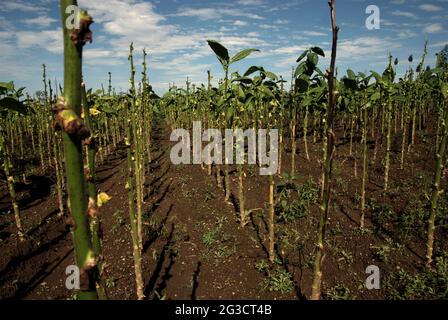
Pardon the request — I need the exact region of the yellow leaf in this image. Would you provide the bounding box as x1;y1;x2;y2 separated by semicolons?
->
97;192;112;207
90;108;101;116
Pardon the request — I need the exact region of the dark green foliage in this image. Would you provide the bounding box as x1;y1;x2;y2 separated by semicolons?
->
385;253;448;299
326;283;353;300
276;176;318;223
262;269;294;294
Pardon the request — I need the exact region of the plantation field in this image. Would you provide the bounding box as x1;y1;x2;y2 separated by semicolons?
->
1;119;447;300
1;0;448;301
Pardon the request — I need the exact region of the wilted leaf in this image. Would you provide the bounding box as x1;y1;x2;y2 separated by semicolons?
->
89;108;101;116
97;192;112;207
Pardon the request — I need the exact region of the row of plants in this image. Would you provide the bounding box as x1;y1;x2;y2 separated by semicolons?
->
1;0;447;299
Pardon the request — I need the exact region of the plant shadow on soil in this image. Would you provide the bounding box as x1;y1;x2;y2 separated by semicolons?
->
0;122;447;300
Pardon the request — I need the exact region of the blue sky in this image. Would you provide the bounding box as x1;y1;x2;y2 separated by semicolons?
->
0;0;447;95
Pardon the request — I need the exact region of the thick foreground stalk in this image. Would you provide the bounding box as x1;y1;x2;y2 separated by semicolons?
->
59;0;98;299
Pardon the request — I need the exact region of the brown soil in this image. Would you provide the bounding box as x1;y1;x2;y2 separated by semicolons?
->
0;122;446;300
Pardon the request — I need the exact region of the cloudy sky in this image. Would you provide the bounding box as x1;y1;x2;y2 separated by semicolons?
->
0;0;447;94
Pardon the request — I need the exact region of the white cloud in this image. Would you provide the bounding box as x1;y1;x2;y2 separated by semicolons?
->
303;31;327;37
16;29;62;54
423;23;443;33
337;37;401;61
419;4;442;12
237;0;265;5
174;7;264;21
429;41;448;48
23;15;57;28
273;45;310;55
0;1;45;13
391;11;418;19
396;30;417;39
234;20;248;27
274;19;289;25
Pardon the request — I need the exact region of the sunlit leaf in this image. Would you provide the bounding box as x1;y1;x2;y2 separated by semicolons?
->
230;48;260;64
207;40;229;66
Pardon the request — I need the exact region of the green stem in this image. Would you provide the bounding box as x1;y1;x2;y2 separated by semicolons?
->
60;0;97;300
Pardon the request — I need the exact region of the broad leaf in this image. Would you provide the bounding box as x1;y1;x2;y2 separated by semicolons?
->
307;52;319;66
347;69;356;80
232;77;253;85
207;40;229;65
296;50;308;63
230;48;260;64
0;97;29;114
295;77;309;93
265;71;278;81
311;46;325;57
343;78;358;90
370;92;381;101
244;66;262;77
0;81;14;92
294;62;307;78
442;83;448;99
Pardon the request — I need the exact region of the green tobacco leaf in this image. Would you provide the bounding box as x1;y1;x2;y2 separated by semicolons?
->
263;86;274;97
207;40;229;65
244;66;262;77
296;50;308;63
0;97;28;114
230;48;260;64
395;95;407;103
295;78;309;93
343;78;358;90
311;46;325;57
442;83;448;99
370;92;381;101
232;77;253;84
294;62;307;78
314;67;325;78
307;52;319;66
265;71;278;80
347;69;356;80
0;81;14;92
226;106;234;122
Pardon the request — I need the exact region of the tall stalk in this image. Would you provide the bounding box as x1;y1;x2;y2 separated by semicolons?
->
360;107;368;228
303;103;310;161
426;97;448;267
58;0;98;299
127;43;145;300
0;132;24;240
311;0;338;300
384;55;393;192
81;84;107;299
